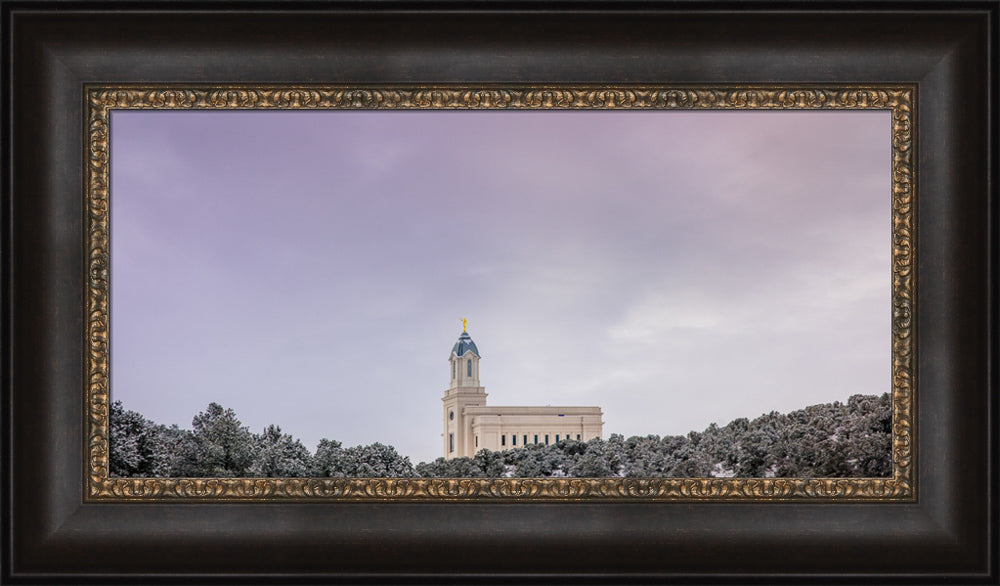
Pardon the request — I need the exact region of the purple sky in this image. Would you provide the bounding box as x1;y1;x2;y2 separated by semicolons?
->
110;109;890;465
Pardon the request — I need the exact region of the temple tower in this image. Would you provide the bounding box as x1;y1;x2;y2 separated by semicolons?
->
442;321;487;459
440;319;603;459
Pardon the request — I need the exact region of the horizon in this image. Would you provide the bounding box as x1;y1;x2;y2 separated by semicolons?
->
110;109;891;465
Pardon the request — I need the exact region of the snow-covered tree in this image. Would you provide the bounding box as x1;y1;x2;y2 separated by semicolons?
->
180;402;255;477
344;443;415;477
250;424;312;477
109;401;193;477
147;424;193;477
844;393;893;476
108;393;892;479
312;439;415;477
416;456;481;477
311;438;348;477
471;448;506;478
108;400;154;477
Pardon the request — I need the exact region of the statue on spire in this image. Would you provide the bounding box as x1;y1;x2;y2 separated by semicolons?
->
461;317;468;332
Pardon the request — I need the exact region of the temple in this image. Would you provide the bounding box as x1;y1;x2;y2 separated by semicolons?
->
441;323;603;459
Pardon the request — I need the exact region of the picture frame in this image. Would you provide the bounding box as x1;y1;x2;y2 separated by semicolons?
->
90;85;912;502
4;2;996;582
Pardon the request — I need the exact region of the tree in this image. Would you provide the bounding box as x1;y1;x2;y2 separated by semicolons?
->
181;402;255;477
623;435;676;477
508;445;550;477
472;448;506;477
313;439;415;477
311;439;348;477
250;424;313;477
109;401;195;477
735;427;776;477
570;448;612;477
344;443;415;477
666;431;714;477
147;424;193;477
416;456;482;477
108;400;155;477
567;437;615;477
844;393;893;476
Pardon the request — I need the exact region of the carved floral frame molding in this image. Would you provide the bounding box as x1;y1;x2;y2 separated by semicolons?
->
85;85;915;502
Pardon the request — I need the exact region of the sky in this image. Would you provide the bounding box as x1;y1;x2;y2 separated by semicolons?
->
110;108;890;465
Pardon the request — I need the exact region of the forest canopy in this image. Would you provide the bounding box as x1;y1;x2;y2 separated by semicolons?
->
109;393;891;479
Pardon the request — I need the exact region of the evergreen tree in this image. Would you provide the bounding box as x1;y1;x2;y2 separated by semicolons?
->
311;439;349;477
471;448;506;478
844;393;893;476
108;400;155;477
250;424;313;477
343;443;416;477
148;424;193;477
416;456;480;477
312;439;415;477
181;402;255;477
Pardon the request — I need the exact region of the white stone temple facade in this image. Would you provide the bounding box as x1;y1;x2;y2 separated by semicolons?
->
442;326;603;459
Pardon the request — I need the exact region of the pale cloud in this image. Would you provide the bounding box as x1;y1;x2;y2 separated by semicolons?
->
609;296;727;343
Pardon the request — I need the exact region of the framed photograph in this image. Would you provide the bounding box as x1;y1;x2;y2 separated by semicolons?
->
4;2;996;582
91;86;912;502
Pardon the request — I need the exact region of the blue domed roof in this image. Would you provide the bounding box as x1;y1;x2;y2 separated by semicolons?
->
451;331;480;357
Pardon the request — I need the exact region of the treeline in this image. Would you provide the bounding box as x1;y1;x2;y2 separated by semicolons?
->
109;393;891;479
421;393;891;478
109;402;414;478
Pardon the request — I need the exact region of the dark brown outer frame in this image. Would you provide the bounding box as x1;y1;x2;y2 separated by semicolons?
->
3;4;996;583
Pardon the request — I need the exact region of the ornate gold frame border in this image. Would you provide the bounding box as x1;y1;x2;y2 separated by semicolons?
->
85;85;915;502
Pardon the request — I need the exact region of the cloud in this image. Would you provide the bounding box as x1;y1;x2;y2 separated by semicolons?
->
609;294;726;343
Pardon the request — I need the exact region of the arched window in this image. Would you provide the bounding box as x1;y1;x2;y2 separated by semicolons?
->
449;433;454;453
467;359;472;377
